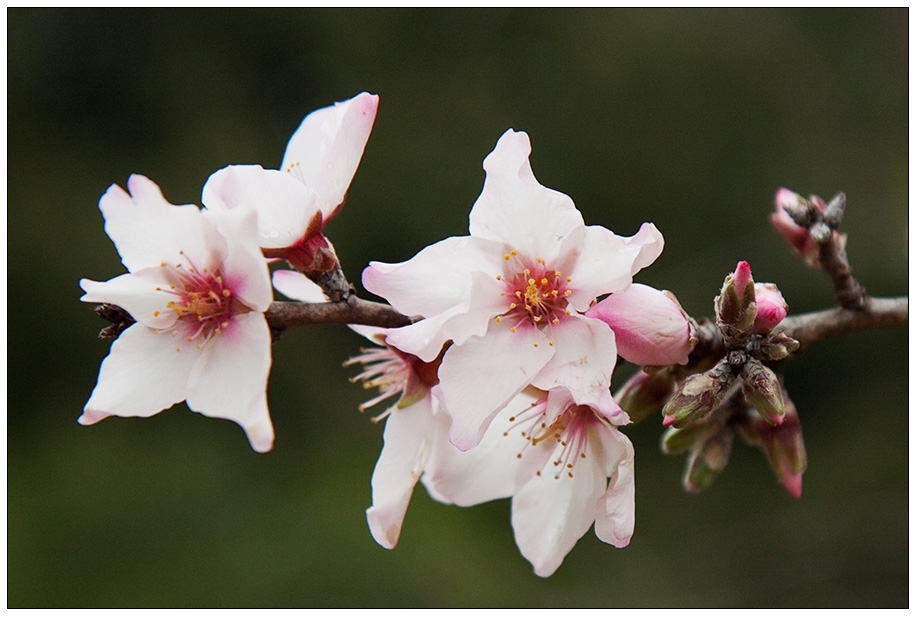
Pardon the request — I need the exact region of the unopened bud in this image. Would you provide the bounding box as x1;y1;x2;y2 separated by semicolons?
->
661;361;734;428
615;367;679;425
660;420;717;456
683;427;734;494
823;192;846;227
757;331;800;362
737;392;807;499
752;282;788;333
739;359;784;425
771;188;820;267
715;261;757;338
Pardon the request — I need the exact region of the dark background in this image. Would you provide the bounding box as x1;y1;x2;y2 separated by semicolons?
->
8;8;908;607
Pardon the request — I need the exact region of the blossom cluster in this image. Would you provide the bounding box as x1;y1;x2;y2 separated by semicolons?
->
82;93;702;577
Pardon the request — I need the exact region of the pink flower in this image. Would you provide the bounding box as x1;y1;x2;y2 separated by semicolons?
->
422;386;635;577
363;129;664;451
752;282;788;333
202;92;379;270
79;175;275;452
585;284;695;366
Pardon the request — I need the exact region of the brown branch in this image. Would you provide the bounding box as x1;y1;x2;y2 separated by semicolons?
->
264;297;416;332
778;296;908;351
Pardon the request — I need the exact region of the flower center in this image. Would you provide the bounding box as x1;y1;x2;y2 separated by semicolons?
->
494;251;572;339
503;398;597;480
153;251;239;351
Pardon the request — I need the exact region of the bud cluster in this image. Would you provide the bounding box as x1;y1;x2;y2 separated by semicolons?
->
771;188;848;269
658;261;806;497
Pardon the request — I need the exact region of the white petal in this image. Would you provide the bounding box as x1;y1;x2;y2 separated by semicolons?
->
362;235;501;317
469;129;584;263
281;92;379;217
98;175;204;273
366;394;435;549
530;315;618;407
423;388;553;506
81;323;199;423
510;425;608;578
593;426;636;548
439;321;555;451
202;206;274;311
271;269;328;303
80;273;177;330
185;312;274;452
202;165;318;249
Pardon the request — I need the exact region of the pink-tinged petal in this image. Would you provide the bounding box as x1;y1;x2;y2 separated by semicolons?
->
563;223;664;312
281;92;379;217
585;284;694;366
185;311;274;452
422;387;552;506
383;310;459;363
98;176;204;272
202;165;318;250
469;129;584;263
510;426;608;577
81;324;200;423
593;426;635;548
80;273;177;330
439;321;555;451
271;269;328;303
201;206;273;311
366;394;436;549
363;235;502;317
530;315;618;407
752;282;788;333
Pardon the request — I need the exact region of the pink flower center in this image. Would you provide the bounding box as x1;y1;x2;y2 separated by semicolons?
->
503;397;598;480
495;251;572;340
153;251;241;351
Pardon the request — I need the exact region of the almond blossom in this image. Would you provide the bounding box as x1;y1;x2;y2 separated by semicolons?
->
363;129;664;451
202;92;379;273
79;174;275;452
422;386;635;577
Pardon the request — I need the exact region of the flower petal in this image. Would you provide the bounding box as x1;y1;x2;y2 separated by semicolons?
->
593;426;635;548
80;273;177;330
438;321;555;451
281;92;379;218
585;284;694;366
201;206;274;311
510;423;608;577
363;235;502;317
271;269;328;303
530;315;618;407
185;311;274;452
469;129;584;263
81;323;199;423
202;165;318;250
365;394;436;549
98;175;204;272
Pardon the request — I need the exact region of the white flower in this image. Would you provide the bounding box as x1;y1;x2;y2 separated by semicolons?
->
423;386;635;577
363;129;664;450
80;174;275;452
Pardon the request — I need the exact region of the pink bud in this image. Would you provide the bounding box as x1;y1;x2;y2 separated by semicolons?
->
732;260;753;293
771;188;819;265
586;285;695;366
752;283;788;333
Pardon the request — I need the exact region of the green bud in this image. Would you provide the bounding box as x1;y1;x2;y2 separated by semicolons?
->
737;392;807;499
715;261;757;339
661;361;734;428
683;427;734;493
740;359;785;425
756;331;800;362
615;367;678;425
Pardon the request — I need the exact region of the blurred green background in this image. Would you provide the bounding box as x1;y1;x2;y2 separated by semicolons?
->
8;8;908;608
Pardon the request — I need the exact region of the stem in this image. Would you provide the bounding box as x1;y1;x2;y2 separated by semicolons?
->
779;296;908;351
264;297;416;332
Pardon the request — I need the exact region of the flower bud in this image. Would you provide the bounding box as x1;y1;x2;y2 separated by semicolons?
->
661;361;733;428
660;420;718;456
770;188;823;267
737;392;807;499
739;359;784;425
614;367;679;425
715;261;757;338
752;283;788;333
586;285;696;366
757;331;800;362
683;426;734;494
